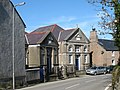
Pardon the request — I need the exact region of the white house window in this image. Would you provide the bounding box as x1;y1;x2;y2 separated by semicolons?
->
68;46;73;52
84;55;87;63
69;55;73;64
112;51;115;57
112;59;115;65
75;46;80;52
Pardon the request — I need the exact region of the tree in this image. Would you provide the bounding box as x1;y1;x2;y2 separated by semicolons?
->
87;0;120;64
87;0;120;89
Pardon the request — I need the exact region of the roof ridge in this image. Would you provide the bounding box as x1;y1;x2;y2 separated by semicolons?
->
51;24;57;32
65;28;76;31
29;32;46;34
62;29;75;32
39;24;57;29
31;24;59;33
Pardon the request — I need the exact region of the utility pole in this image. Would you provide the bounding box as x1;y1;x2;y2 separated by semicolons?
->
12;2;25;89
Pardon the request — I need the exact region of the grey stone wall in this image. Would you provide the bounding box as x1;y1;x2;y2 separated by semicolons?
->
26;68;40;82
0;0;26;81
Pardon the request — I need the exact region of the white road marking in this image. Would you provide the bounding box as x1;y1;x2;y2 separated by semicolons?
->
65;84;80;89
85;79;96;83
104;83;111;90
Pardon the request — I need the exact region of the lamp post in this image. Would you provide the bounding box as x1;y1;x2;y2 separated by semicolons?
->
12;2;25;89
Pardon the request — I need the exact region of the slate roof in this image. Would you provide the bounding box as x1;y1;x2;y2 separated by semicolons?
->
26;32;48;44
58;29;76;41
58;28;90;43
31;24;64;40
27;24;89;44
31;24;55;33
98;39;119;51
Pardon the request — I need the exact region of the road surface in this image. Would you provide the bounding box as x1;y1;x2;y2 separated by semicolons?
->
18;74;112;90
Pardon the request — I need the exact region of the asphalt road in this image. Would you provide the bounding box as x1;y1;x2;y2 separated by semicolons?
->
18;74;112;90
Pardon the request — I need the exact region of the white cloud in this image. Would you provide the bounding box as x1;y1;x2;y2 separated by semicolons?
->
48;16;77;24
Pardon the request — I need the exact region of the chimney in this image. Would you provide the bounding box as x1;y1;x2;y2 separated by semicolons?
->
89;28;98;42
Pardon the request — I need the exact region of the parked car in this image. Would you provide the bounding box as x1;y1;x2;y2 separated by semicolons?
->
86;66;106;75
106;65;115;73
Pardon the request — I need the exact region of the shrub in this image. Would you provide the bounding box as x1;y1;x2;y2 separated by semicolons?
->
112;65;120;90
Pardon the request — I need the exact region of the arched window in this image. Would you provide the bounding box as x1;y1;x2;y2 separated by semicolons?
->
112;51;115;56
75;46;81;52
68;46;73;52
112;60;115;65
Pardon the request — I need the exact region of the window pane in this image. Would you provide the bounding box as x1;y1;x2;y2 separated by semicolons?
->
75;46;80;52
84;55;87;63
69;55;73;64
68;47;73;52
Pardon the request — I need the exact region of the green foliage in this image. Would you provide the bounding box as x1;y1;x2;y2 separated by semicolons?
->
88;0;120;50
88;0;120;89
112;65;120;90
113;0;120;50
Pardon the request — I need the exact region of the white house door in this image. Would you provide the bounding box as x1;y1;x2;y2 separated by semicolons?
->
75;55;81;70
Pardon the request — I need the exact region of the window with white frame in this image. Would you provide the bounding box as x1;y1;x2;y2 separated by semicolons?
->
112;51;115;56
75;46;80;52
84;55;87;63
68;46;73;52
69;55;73;64
112;59;115;65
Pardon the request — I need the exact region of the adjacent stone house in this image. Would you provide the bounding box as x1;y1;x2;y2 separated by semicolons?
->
26;31;59;81
26;24;90;79
0;0;26;85
90;29;119;66
58;28;90;76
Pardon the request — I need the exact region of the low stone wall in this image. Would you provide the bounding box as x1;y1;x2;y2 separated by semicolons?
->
0;76;26;89
75;70;86;77
26;67;59;83
26;68;40;83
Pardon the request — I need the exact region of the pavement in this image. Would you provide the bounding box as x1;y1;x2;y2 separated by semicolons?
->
105;84;112;90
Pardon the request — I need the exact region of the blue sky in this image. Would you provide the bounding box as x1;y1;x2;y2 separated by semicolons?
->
11;0;112;39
